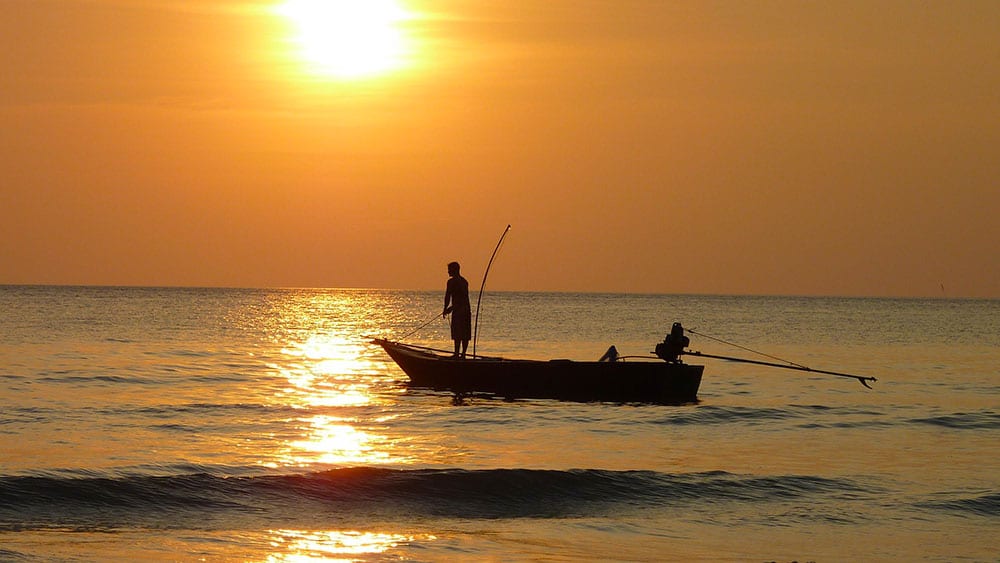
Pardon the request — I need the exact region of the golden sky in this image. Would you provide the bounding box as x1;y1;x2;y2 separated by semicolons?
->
2;0;998;297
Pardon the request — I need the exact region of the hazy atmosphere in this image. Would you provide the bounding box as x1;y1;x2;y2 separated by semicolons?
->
2;0;998;297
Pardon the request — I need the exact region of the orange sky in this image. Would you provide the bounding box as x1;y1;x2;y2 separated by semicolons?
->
2;1;998;297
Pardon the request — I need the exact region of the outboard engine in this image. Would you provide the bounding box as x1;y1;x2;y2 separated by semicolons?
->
655;322;690;362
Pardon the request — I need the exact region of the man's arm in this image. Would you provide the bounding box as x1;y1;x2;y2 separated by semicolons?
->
443;280;453;317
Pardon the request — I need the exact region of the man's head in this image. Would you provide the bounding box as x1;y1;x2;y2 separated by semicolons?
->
448;261;460;276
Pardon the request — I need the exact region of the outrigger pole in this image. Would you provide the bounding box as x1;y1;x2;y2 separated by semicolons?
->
473;224;511;358
681;350;878;389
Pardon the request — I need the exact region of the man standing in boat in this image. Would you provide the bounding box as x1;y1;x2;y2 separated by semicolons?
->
442;261;472;358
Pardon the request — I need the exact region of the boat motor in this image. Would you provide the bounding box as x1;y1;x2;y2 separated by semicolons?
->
655;322;690;362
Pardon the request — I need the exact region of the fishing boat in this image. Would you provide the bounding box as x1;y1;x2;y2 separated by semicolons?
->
373;324;704;404
375;321;877;404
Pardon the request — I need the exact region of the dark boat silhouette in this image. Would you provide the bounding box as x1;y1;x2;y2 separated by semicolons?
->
376;320;877;403
374;330;703;404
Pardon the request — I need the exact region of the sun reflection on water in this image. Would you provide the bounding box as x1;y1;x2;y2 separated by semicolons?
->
269;331;410;468
286;416;393;465
281;335;383;407
265;529;432;562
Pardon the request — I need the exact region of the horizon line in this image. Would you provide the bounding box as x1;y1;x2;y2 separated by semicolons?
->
0;283;993;301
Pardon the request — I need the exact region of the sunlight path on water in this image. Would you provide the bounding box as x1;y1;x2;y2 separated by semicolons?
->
264;529;434;562
265;301;411;468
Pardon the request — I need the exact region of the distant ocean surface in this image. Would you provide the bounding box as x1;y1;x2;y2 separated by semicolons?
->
1;286;998;561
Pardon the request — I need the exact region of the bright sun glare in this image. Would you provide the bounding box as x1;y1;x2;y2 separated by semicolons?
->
278;0;411;79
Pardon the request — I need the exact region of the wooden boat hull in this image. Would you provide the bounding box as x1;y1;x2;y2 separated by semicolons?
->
375;339;703;404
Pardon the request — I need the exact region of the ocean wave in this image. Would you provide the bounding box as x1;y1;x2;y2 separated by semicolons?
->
36;373;144;385
655;407;1000;431
0;467;872;528
918;491;1000;517
131;402;282;416
648;405;801;426
908;411;1000;429
647;404;886;427
0;548;30;562
0;407;51;426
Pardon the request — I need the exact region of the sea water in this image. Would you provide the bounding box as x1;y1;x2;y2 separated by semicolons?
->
0;286;997;561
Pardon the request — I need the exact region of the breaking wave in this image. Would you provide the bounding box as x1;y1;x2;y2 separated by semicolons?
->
0;467;872;529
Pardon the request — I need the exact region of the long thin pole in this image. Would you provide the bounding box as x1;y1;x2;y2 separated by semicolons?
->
685;327;808;369
398;310;443;342
473;224;511;357
682;350;877;388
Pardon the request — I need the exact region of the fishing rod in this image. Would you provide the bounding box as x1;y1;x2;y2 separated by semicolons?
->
681;350;878;389
685;328;808;369
398;310;445;342
684;328;808;369
473;224;511;357
682;327;875;388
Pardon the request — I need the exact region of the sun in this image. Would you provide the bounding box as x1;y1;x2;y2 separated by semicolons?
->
277;0;411;80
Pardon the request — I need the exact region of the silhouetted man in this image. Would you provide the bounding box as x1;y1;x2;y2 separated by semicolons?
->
442;261;471;358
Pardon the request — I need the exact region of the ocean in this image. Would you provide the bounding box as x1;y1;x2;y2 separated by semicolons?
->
1;286;997;561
